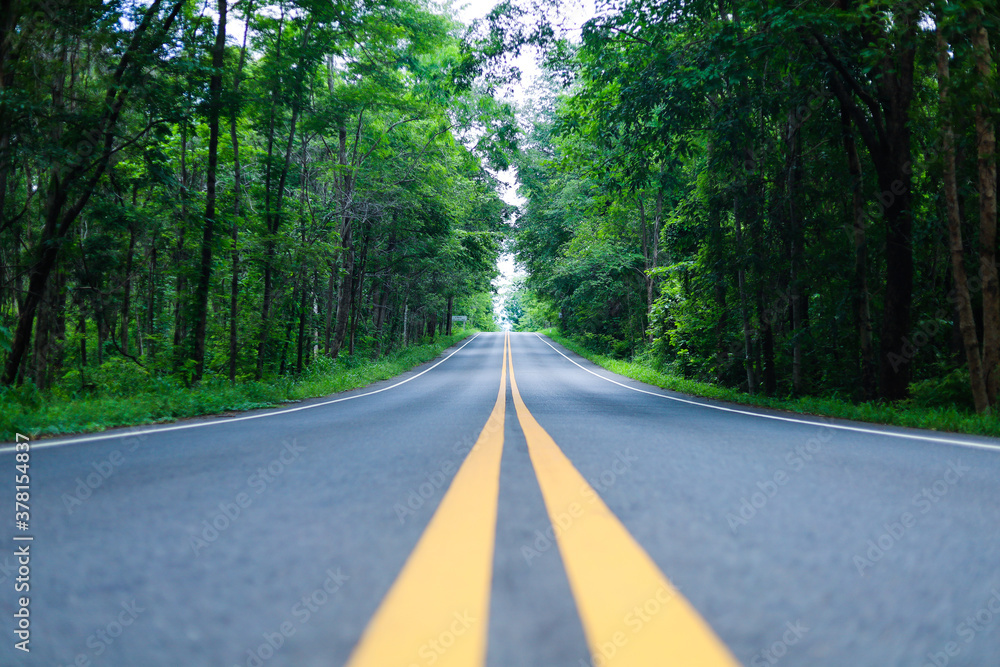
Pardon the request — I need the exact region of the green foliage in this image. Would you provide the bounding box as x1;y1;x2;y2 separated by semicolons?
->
0;0;510;409
455;292;499;332
506;0;996;411
907;368;977;412
0;332;475;440
503;283;556;332
545;332;1000;438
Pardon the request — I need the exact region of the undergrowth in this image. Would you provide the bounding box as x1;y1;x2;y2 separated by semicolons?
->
1;331;475;440
540;329;1000;438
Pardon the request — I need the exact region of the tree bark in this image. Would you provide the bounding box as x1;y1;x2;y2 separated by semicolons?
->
330;125;355;358
296;267;307;375
324;265;335;354
190;0;226;382
787;109;805;396
759;287;777;395
348;222;371;356
121;219;136;356
229;1;251;383
173;122;189;358
938;27;989;413
971;9;999;407
733;177;756;394
840;101;877;401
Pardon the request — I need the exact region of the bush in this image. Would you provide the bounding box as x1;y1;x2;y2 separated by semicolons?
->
89;357;155;396
0;379;42;411
907;368;976;411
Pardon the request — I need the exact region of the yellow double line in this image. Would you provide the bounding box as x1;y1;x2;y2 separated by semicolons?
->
346;333;737;667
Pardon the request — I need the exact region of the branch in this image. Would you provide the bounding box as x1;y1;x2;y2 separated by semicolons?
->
808;30;887;147
357;116;421;166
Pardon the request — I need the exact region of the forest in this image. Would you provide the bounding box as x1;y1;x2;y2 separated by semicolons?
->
0;0;513;405
497;0;1000;414
2;0;998;429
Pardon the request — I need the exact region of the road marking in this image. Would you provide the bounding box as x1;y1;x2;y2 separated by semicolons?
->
345;334;508;667
508;338;739;666
533;333;1000;453
0;333;483;453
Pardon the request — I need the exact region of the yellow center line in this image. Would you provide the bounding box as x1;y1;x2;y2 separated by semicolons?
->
507;336;739;666
346;334;509;667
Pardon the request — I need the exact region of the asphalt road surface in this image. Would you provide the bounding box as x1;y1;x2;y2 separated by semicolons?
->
2;332;999;666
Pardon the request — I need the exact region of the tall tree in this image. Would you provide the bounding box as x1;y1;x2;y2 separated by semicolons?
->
189;0;228;382
2;0;186;385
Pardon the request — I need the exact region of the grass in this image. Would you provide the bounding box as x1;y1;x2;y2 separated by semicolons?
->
539;329;1000;438
1;331;476;441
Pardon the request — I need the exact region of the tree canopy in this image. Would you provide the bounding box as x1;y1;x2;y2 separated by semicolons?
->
0;0;515;392
3;0;998;417
497;0;998;411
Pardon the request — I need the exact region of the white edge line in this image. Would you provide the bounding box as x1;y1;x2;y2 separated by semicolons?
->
0;333;483;453
532;333;1000;454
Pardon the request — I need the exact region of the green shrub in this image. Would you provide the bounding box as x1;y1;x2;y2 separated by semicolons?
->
907;368;976;411
89;357;155;396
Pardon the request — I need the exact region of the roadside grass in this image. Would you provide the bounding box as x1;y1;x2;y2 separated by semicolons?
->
539;329;1000;438
1;331;475;440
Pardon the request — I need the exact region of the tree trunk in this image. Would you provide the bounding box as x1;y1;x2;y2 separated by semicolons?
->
121;220;136;356
296;267;307;375
402;302;408;346
324;265;335;354
78;309;87;369
348;223;371;356
761;314;777;395
148;237;158;363
938;28;989;413
733;184;756;394
330;125;355;358
173;122;189;359
840;102;877;401
32;266;65;390
971;9;999;407
427;312;436;340
787;109;805;396
190;0;227;382
229;1;251;383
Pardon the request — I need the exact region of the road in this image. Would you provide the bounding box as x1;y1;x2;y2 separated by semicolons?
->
2;331;999;666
